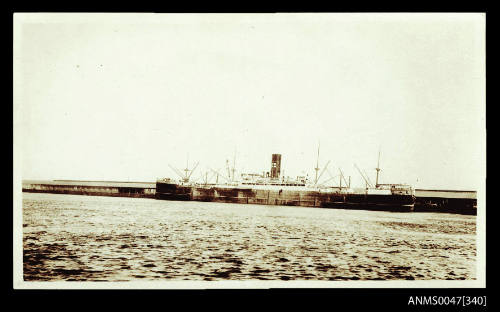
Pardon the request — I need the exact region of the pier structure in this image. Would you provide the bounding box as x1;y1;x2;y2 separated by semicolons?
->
414;189;477;215
22;180;477;215
22;180;156;198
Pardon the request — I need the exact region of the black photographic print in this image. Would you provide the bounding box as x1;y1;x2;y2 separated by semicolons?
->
13;13;486;290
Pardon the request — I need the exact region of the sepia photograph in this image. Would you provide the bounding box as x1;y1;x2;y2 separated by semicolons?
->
13;13;486;289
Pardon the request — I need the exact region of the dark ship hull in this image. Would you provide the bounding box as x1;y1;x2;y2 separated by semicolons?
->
155;181;416;212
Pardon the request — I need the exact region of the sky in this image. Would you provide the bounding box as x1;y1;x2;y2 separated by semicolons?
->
14;13;485;190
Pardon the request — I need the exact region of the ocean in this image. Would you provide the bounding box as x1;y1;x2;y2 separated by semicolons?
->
22;192;476;281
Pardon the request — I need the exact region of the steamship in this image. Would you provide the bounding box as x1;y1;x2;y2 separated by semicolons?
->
155;152;416;212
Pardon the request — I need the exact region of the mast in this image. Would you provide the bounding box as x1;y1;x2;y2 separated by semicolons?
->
375;149;381;188
226;160;231;182
171;153;198;184
232;150;236;182
184;153;190;181
314;142;320;185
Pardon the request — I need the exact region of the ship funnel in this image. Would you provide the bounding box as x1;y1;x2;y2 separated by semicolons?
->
271;154;281;179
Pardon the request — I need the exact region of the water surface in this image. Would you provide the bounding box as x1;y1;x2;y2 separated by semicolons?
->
23;193;476;281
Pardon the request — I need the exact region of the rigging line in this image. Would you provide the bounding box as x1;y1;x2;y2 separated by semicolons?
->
316;160;331;185
168;164;186;180
186;161;200;180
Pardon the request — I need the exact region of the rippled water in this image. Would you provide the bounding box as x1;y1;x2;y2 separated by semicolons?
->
23;192;476;281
